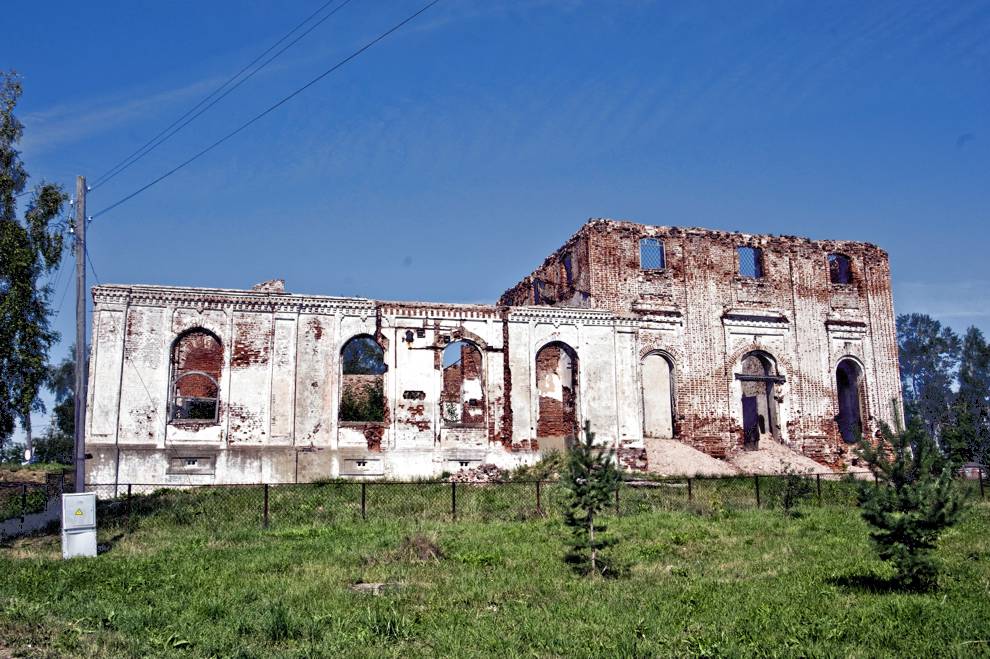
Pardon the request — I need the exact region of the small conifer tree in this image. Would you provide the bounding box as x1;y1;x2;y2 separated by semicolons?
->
563;420;621;576
856;416;964;590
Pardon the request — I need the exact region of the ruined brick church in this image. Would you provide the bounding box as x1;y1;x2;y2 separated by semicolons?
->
84;219;903;486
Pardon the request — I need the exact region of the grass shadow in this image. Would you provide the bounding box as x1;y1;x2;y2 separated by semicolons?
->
828;572;937;594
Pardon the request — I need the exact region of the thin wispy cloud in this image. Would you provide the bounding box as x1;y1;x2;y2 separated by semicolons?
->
19;76;224;156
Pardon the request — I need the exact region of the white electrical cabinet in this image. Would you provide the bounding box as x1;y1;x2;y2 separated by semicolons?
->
62;492;97;559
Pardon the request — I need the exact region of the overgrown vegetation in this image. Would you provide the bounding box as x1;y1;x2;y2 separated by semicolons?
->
339;381;386;423
1;488;988;657
779;464;814;515
563;421;621;576
857;418;965;590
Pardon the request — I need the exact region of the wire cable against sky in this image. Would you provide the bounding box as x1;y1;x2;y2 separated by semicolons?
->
90;0;356;191
91;0;442;220
85;246;101;285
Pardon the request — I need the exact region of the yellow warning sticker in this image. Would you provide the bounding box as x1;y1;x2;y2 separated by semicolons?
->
74;509;83;516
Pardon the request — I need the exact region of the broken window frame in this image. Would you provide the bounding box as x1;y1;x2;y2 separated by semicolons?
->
639;238;666;271
535;340;580;440
737;246;764;279
561;253;574;286
168;328;223;425
440;339;485;427
339;334;388;424
735;351;783;445
835;358;866;444
828;253;853;285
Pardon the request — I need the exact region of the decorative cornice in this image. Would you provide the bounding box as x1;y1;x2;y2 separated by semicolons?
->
721;307;790;328
508;306;616;325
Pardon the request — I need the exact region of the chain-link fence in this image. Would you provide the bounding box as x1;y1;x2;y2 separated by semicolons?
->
0;472;68;524
81;469;989;535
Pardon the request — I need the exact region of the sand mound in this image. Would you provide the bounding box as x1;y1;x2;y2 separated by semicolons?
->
728;440;831;475
645;439;740;477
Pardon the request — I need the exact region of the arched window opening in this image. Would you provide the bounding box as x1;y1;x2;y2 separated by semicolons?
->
642;353;674;439
340;335;386;423
440;340;484;426
738;246;764;279
828;253;853;285
535;342;578;441
736;352;783;449
836;359;865;444
170;329;223;423
640;238;666;271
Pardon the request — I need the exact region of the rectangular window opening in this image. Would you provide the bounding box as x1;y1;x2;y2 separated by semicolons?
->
738;246;764;279
639;238;666;271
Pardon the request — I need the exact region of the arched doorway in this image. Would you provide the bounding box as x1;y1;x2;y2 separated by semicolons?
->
835;359;865;444
535;342;578;447
736;352;783;449
642;352;674;439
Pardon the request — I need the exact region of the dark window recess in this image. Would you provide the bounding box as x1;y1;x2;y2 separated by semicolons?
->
533;279;545;304
828;253;853;284
738;246;764;279
416;328;426;338
459;461;470;468
639;238;666;270
185;458;198;466
404;329;415;343
170;329;223;423
356;460;367;467
403;390;426;400
562;253;574;286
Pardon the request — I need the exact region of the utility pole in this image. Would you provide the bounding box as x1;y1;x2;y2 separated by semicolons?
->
73;176;88;493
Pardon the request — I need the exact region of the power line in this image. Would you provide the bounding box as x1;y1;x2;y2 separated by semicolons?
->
85;246;101;285
90;0;356;191
92;0;442;220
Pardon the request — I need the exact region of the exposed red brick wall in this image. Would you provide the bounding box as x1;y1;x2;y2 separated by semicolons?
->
173;331;222;397
535;344;578;438
503;219;903;469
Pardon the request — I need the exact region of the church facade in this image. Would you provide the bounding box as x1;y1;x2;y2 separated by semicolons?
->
84;219;902;487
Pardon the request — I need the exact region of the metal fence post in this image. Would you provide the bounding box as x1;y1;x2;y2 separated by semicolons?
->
615;483;621;515
127;484;133;523
20;484;27;523
361;482;367;520
263;484;270;529
816;474;822;505
451;481;457;521
979;469;985;499
687;477;693;503
754;475;761;508
536;480;543;515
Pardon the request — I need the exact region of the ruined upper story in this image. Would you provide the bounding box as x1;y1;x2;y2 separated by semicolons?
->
498;218;892;320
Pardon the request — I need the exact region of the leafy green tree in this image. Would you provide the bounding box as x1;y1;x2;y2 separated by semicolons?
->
563;420;621;576
856;417;964;590
950;327;990;465
27;348;80;464
896;314;961;445
0;71;67;452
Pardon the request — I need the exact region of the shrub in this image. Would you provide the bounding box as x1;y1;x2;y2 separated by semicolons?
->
563;421;621;576
856;417;965;590
779;464;814;515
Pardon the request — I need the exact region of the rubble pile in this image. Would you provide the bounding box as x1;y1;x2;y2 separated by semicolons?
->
447;463;506;484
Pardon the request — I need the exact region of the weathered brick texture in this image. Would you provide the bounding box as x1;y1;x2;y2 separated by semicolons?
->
85;219;902;484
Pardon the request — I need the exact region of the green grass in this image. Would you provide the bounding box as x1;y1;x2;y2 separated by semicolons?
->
1;485;989;657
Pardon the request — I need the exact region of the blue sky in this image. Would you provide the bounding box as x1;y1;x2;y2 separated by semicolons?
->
4;0;990;433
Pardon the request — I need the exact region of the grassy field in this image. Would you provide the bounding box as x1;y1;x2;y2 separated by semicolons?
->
1;484;989;657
